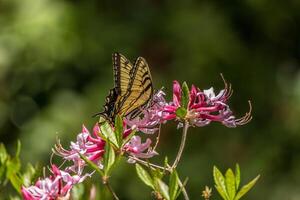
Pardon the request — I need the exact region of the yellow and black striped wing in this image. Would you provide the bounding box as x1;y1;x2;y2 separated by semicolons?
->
117;56;153;117
98;53;153;123
113;53;134;96
97;53;134;121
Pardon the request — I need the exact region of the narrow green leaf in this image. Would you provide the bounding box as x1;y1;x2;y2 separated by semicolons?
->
169;170;179;200
100;121;118;148
0;163;6;181
181;82;190;109
135;164;154;189
235;164;240;189
114;115;124;147
15;141;21;158
79;154;104;176
225;169;236;200
107;144;116;174
215;185;228;200
156;178;170;200
22;163;36;186
151;168;164;180
103;142;115;175
30;163;43;183
0;143;8;163
9;173;22;194
175;177;188;199
164;156;169;170
213;166;229;200
234;175;260;200
175;107;187;119
6;158;21;179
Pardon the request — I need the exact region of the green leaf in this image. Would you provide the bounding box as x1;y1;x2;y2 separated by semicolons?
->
213;166;229;200
156;178;170;200
174;177;188;199
169;170;179;200
235;164;240;189
8;173;22;194
164;156;169;170
175;107;187;119
234;175;260;200
0;143;8;181
164;157;169;166
0;162;6;181
6;157;21;179
103;142;115;175
0;143;8;163
114;115;124;147
225;169;236;200
181;82;190;109
135;164;154;189
15;141;21;158
151;167;164;180
22;163;36;186
100;121;118;148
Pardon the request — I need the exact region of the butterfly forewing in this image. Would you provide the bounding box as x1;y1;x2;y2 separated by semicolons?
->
113;53;134;96
99;53;153;123
118;57;153;116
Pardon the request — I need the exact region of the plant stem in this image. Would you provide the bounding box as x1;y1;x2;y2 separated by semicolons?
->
172;121;189;169
178;178;190;200
129;156;167;170
104;181;120;200
153;123;162;152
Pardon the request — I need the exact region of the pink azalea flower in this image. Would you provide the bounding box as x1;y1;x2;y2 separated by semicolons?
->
162;79;252;127
125;90;168;134
123;136;158;160
54;124;105;173
21;165;90;200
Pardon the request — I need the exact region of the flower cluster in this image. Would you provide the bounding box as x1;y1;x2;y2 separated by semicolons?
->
127;77;251;131
54;124;106;174
125;90;167;134
21;165;89;200
22;123;157;199
164;79;252;127
21;78;252;200
123;136;158;159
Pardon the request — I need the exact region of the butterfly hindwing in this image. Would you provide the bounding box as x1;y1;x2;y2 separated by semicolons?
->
98;88;119;121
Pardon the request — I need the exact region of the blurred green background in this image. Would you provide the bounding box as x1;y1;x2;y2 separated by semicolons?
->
1;0;300;199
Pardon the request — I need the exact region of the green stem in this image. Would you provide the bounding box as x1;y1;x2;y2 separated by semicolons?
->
104;180;119;200
171;121;189;169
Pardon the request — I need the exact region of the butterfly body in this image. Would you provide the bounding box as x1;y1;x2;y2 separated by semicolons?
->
97;53;153;123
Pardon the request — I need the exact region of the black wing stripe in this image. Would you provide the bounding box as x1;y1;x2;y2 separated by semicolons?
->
99;53;153;122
